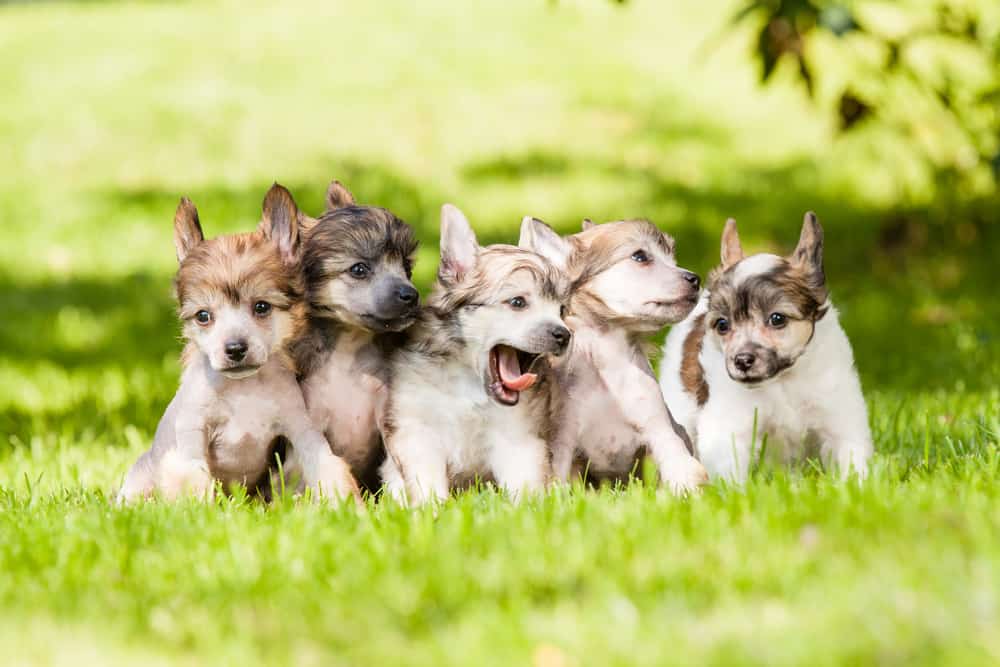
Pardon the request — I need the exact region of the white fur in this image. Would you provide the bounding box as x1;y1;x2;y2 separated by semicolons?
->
661;293;873;482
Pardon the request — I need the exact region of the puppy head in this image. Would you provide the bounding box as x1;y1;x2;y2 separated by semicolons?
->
173;185;305;378
519;217;700;333
706;213;828;384
300;180;419;332
434;204;571;406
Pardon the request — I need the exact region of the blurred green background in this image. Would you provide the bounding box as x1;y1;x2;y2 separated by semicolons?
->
0;1;998;664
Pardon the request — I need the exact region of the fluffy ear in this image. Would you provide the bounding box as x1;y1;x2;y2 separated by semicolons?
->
792;211;824;280
581;218;596;231
720;218;744;269
261;183;301;263
173;197;204;264
439;204;479;284
325;180;356;212
519;216;571;270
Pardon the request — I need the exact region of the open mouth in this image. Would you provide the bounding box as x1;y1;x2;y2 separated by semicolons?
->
488;345;542;406
220;365;261;379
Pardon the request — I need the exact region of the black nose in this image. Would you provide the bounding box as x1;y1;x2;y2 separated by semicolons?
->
734;352;755;372
225;340;248;362
551;325;571;349
396;284;418;304
682;271;700;289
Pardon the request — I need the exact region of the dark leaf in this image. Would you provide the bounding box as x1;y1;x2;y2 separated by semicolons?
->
838;91;872;131
798;54;814;97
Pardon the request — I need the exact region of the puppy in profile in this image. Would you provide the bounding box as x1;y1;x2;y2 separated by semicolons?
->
379;205;571;505
118;185;360;503
660;213;873;482
292;180;420;492
519;217;708;494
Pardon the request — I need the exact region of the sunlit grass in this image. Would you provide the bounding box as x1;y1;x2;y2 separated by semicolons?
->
1;0;998;664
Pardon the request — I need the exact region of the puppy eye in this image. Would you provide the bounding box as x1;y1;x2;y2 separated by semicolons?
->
560;304;568;319
508;296;528;310
403;260;414;279
714;317;730;334
768;312;787;328
195;310;212;326
254;301;272;317
349;263;370;278
631;250;650;263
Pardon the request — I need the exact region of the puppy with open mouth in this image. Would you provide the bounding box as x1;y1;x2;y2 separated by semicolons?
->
660;213;873;482
519;217;708;494
379;204;571;505
291;180;420;493
118;185;360;504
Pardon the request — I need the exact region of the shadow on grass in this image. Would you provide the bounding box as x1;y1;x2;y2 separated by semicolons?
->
1;157;997;448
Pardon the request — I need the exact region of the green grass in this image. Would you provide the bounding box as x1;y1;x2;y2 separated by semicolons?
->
1;1;998;664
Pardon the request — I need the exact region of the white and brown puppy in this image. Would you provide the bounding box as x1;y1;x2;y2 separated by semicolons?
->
379;204;571;505
519;217;708;494
291;181;419;492
118;185;360;503
660;213;873;482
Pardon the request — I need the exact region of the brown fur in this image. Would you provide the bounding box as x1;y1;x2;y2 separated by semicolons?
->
175;227;307;372
681;313;709;406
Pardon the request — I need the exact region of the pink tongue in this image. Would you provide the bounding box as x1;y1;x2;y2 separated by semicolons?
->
498;346;537;391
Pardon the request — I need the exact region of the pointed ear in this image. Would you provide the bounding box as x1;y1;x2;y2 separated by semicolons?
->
792;211;823;269
261;183;301;263
173;197;204;264
519;216;570;270
325;180;355;212
720;218;744;269
581;218;596;231
439;204;479;284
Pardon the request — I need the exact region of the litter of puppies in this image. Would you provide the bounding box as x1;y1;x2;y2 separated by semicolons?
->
120;179;872;505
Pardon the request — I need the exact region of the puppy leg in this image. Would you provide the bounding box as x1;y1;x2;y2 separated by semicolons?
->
385;426;449;507
820;389;873;481
157;422;214;500
488;435;549;502
286;424;361;505
609;365;707;494
548;436;576;485
695;406;756;483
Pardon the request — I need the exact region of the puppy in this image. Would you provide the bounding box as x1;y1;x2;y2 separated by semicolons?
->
379;204;571;505
519;217;708;494
291;180;420;492
660;213;873;482
118;185;360;503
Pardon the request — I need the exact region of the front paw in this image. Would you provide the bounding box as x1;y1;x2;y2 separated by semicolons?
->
313;457;364;507
659;455;709;495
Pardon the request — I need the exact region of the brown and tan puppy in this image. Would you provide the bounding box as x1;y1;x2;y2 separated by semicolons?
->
519;216;708;494
291;181;419;492
118;185;360;503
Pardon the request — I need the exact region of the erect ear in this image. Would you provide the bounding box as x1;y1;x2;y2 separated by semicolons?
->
173;197;204;264
581;218;596;231
439;204;479;284
325;180;356;212
720;217;744;269
261;183;301;263
518;216;571;270
792;211;824;274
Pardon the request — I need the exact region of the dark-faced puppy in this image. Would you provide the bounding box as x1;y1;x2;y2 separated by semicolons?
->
118;185;360;504
292;180;419;492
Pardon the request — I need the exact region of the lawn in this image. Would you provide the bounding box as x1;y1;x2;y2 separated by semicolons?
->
1;1;997;665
